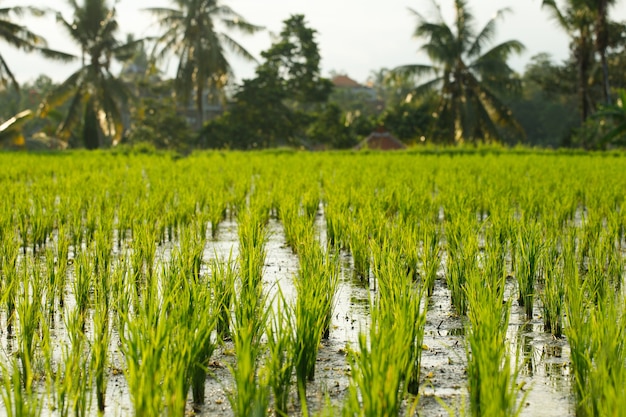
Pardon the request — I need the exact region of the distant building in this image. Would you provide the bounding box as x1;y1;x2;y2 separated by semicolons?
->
354;127;407;150
331;75;378;101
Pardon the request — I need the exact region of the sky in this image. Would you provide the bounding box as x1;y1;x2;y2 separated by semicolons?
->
4;0;626;85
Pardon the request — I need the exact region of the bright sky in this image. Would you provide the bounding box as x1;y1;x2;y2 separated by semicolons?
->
5;0;626;85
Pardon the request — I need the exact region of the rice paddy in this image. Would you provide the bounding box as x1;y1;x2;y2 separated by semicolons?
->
0;149;625;416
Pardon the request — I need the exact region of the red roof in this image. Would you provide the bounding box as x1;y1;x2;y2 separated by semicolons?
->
355;128;406;150
331;75;362;88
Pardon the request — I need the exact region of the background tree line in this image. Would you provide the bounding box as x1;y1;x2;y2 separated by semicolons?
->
0;0;625;151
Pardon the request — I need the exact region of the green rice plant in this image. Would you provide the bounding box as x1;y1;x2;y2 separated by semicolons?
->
93;223;113;277
280;198;313;254
73;250;93;324
344;239;425;416
177;225;205;283
266;290;295;416
238;207;268;290
186;276;219;407
208;189;228;239
514;220;542;319
118;278;169;417
17;209;30;255
0;357;41;417
2;228;20;333
583;294;626;417
130;223;158;294
229;272;271;417
445;216;478;316
209;253;237;340
294;238;340;398
16;259;45;391
54;225;70;308
348;220;370;282
323;199;347;249
51;308;92;417
370;239;427;396
91;292;111;413
420;222;441;297
30;201;54;253
564;260;594;417
301;186;320;220
465;256;524;417
540;239;565;338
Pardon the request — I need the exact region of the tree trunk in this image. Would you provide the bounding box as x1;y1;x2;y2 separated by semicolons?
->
196;85;205;146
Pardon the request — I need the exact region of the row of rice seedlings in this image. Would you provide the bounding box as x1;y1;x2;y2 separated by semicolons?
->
1;227;20;333
294;230;340;401
210;254;237;340
465;239;525;417
48;308;93;417
280;196;314;254
229;262;271;417
582;294;626;416
540;233;565;338
266;290;295;417
117;252;220;416
16;259;46;391
229;198;272;416
343;239;426;415
445;214;479;316
238;205;269;290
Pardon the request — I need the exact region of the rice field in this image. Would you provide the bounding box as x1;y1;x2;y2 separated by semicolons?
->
0;148;625;417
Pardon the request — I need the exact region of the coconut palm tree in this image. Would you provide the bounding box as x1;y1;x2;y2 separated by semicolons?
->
392;0;525;144
38;0;140;149
0;4;73;91
146;0;263;131
542;0;597;122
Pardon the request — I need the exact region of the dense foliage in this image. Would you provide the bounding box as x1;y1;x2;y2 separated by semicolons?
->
0;0;625;149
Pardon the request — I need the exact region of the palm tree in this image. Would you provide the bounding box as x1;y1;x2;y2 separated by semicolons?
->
38;0;140;149
542;0;596;122
592;0;612;104
146;0;263;131
392;0;525;144
0;4;73;91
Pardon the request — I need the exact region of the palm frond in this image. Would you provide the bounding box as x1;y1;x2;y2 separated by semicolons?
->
467;7;512;58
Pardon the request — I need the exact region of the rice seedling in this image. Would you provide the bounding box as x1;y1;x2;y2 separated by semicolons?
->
208;254;237;341
91;290;111;413
514;220;542;319
238;206;268;291
540;237;565;338
16;259;46;391
229;269;271;417
2;228;20;333
348;220;370;282
266;290;295;416
445;216;479;316
345;240;425;416
50;307;93;417
73;250;93;324
118;277;169;417
0;357;42;417
294;237;340;397
465;249;525;417
420;222;441;297
208;190;228;239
